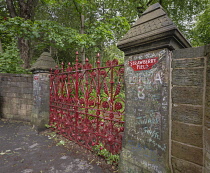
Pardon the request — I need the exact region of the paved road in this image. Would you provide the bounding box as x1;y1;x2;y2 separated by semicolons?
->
0;119;108;173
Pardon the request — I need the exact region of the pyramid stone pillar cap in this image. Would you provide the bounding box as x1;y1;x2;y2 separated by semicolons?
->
117;3;191;55
30;52;57;73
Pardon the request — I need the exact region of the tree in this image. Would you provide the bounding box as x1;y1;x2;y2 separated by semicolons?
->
190;4;210;46
4;0;39;68
1;0;209;72
34;0;131;63
0;39;28;73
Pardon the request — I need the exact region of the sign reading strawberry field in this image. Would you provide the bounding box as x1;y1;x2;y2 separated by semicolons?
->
129;57;158;71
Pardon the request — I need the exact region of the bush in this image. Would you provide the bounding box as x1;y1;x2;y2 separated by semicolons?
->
0;41;29;74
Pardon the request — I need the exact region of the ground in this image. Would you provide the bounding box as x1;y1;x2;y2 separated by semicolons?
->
0;119;118;173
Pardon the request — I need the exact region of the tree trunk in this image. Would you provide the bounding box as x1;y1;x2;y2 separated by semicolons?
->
6;0;17;17
0;39;3;53
81;14;85;64
18;37;30;68
6;0;38;69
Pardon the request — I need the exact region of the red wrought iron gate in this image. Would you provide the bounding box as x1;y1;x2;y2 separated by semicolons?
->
49;53;124;154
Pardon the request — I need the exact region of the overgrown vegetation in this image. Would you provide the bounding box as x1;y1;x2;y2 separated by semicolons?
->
92;143;120;165
0;39;29;73
45;123;120;172
0;0;209;73
45;123;120;166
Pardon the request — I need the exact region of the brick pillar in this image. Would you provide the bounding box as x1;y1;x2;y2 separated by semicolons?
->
117;3;191;173
30;52;57;131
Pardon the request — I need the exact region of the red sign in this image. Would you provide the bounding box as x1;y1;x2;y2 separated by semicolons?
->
129;57;158;71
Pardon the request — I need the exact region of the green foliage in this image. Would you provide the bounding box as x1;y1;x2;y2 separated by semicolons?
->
0;17;89;48
0;16;93;64
93;143;120;165
102;45;124;65
45;123;57;129
162;0;209;42
1;0;209;71
0;17;33;38
0;40;29;74
190;5;210;46
56;140;65;146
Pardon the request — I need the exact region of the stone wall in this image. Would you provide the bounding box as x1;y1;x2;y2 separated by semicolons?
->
0;52;56;130
0;73;33;121
171;45;210;173
205;45;210;173
117;3;192;173
120;49;171;173
117;2;210;172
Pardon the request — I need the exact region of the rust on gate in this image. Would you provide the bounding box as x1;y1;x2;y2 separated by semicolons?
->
49;52;125;154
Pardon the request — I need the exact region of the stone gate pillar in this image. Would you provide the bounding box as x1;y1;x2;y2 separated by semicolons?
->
117;3;191;173
30;52;57;131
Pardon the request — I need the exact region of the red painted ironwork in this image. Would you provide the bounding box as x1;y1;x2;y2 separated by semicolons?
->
49;53;125;154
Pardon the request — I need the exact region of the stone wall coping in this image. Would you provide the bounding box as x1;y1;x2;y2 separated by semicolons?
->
0;73;33;77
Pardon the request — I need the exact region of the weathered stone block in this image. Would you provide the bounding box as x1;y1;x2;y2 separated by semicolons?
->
172;58;204;69
2;107;9;114
172;121;203;147
206;73;210;128
172;68;204;86
18;77;29;82
172;104;202;124
172;87;203;105
20;104;27;111
26;105;33;114
205;128;210;145
119;155;149;173
10;87;21;93
204;128;210;171
27;76;33;82
10;97;19;104
207;58;210;67
120;148;162;173
171;157;202;173
204;168;210;173
0;96;4;103
18;108;27;117
173;46;205;59
11;76;21;82
22;94;33;100
7;93;18;98
20;87;31;94
9;81;20;87
11;103;20;115
3;113;13;119
0;76;10;81
19;82;31;88
204;151;210;172
205;106;210;128
172;141;203;166
0;92;7;97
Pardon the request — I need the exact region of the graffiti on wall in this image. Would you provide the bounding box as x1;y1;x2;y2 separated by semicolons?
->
124;49;169;173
